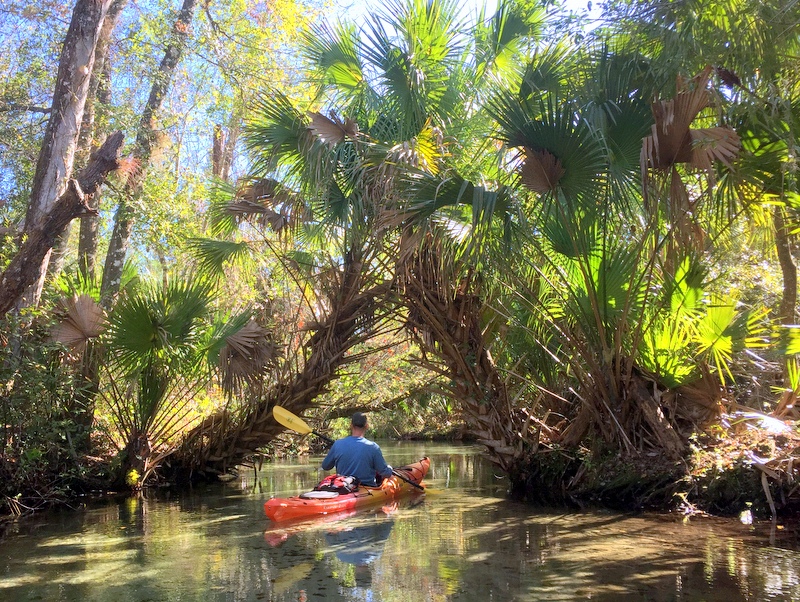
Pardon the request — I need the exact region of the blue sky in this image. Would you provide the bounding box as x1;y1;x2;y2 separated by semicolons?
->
333;0;600;25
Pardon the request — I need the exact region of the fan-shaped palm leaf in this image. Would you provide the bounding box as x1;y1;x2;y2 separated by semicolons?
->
50;294;105;353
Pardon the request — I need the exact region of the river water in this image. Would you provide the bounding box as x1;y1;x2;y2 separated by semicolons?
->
2;441;800;601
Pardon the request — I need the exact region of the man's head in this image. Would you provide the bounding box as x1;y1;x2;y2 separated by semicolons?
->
351;412;367;432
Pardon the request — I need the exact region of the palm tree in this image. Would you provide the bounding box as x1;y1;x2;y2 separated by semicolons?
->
175;0;547;475
52;276;257;486
487;35;769;473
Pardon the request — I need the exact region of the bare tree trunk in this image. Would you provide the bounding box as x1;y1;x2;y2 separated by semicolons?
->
100;0;198;304
0;133;124;317
212;119;239;181
775;206;797;324
212;124;225;178
52;0;128;281
73;0;129;283
17;0;113;309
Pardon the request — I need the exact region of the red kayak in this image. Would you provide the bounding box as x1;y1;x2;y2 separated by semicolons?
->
264;457;429;522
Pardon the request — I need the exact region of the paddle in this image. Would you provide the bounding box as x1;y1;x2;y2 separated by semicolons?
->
271;405;426;491
272;405;335;446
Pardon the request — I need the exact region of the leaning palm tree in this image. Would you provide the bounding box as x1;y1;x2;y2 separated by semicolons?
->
175;0;547;475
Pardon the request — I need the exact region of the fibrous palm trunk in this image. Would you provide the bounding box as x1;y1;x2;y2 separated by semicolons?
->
401;245;529;476
175;262;391;476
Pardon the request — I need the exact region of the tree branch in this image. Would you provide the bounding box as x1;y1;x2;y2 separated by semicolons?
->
0;132;124;317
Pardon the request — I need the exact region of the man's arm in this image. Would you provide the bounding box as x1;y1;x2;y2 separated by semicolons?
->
321;442;338;471
372;445;393;478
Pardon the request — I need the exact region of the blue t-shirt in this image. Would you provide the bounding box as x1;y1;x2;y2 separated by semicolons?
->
321;436;392;486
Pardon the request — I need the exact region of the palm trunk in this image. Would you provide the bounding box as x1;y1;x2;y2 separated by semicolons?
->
100;0;198;303
175;271;390;476
402;248;527;476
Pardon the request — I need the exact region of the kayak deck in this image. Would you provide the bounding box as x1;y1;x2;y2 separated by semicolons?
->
264;457;429;522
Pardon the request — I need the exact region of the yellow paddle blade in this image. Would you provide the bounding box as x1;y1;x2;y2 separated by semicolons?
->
272;406;313;435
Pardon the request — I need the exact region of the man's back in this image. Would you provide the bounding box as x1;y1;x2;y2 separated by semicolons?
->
321;435;391;486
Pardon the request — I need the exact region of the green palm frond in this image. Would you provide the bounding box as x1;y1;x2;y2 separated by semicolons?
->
187;238;253;277
360;0;462;136
245;91;314;180
105;279;214;376
207;180;239;237
640;318;696;387
666;256;705;319
693;294;739;383
517;43;574;102
303;20;364;93
474;0;544;81
489;92;606;201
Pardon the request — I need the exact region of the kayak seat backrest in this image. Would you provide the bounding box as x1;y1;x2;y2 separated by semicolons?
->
300;490;340;499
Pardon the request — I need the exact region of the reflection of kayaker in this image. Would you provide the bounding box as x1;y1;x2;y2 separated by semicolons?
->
324;517;395;566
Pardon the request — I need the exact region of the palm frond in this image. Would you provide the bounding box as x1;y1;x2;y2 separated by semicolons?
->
488;92;606;201
474;0;545;80
302;20;364;93
187;238;253;277
50;294;105;353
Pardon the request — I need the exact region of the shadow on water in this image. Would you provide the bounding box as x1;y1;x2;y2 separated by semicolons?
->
2;442;800;601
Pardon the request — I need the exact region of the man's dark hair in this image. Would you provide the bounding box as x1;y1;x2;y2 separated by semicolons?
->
351;412;367;428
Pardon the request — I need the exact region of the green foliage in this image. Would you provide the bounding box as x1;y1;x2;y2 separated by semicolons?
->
100;278;218;449
0;314;94;513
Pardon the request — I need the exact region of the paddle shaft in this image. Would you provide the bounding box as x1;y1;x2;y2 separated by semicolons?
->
392;469;425;491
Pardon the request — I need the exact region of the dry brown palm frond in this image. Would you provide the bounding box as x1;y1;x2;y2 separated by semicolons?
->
644;67;713;170
640;65;741;214
50;294;105;353
520;148;565;193
236;178;286;204
219;320;279;393
689;127;741;173
307;111;359;146
228;178;292;232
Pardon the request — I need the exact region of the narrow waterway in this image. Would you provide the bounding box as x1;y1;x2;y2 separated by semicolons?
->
2;441;799;601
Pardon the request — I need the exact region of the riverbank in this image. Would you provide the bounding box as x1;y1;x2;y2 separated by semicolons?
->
513;413;800;519
3;413;799;523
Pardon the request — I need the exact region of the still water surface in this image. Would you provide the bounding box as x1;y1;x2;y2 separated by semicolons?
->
2;441;800;601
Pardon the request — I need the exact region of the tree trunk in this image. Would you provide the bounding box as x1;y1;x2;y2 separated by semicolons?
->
50;2;127;281
100;0;198;304
73;0;129;283
0;133;124;317
212;119;239;181
775;205;797;324
18;0;113;308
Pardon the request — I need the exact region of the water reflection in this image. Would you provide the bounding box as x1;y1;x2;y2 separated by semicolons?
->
1;443;800;601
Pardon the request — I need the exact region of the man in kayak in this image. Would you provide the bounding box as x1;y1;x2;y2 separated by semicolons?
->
321;412;393;487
